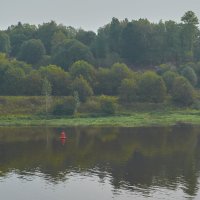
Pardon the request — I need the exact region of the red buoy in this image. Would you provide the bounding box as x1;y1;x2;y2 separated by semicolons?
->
60;131;67;139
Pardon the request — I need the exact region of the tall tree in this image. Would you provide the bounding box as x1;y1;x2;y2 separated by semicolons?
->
76;29;96;47
52;39;94;70
18;39;46;64
181;11;199;61
39;65;71;95
70;60;96;85
7;22;37;56
42;77;52;115
0;31;10;53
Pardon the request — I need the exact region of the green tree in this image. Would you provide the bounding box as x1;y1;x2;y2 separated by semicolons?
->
76;29;96;47
119;78;138;103
0;54;31;94
95;67;112;95
171;76;194;106
181;66;198;86
181;11;199;61
71;76;93;102
52;96;76;116
70;60;96;85
73;91;80;114
39;65;71;96
7;22;37;56
138;71;167;103
2;67;25;95
163;20;181;63
52;39;94;70
23;70;43;95
99;95;117;115
120;21;149;64
42;77;52;114
0;31;10;53
162;71;179;92
109;62;133;94
36;21;68;54
18;39;46;64
51;31;67;52
108;17;122;53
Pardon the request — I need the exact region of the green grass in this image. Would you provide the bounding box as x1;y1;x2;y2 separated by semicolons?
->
0;110;200;127
0;96;200;127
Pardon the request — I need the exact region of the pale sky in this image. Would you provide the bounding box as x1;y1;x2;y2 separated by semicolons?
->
1;0;200;31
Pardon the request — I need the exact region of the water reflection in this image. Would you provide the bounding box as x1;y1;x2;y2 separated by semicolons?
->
0;126;200;199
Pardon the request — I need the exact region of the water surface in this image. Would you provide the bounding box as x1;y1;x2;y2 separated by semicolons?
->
0;126;200;199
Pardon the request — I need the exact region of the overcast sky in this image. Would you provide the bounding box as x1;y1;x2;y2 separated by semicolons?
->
1;0;200;31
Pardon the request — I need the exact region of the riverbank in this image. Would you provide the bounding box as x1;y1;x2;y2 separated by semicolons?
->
1;110;200;127
0;96;200;127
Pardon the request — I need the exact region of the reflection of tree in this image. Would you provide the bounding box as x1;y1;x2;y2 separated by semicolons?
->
0;126;200;196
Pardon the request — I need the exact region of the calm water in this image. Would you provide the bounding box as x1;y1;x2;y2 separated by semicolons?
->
0;126;200;199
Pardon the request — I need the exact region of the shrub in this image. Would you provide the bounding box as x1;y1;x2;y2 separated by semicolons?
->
162;71;179;92
138;71;167;103
79;99;101;113
52;96;76;115
119;78;138;103
71;76;93;102
181;66;198;86
99;96;117;115
171;76;194;106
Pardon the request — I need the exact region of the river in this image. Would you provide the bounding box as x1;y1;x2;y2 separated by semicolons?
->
0;125;200;199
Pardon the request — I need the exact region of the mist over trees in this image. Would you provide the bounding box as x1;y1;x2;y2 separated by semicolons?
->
1;11;200;107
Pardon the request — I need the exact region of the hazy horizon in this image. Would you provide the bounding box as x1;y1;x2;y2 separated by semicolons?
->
1;0;200;31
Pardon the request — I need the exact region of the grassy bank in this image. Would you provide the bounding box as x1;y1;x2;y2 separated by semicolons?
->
0;110;200;127
0;96;200;127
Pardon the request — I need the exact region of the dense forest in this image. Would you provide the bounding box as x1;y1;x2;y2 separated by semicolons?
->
0;11;200;112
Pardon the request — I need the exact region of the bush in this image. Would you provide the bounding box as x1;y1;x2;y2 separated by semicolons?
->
99;96;117;115
71;76;93;102
52;96;76;115
79;99;101;113
119;78;138;103
171;76;194;106
162;71;179;92
138;71;167;103
181;66;198;86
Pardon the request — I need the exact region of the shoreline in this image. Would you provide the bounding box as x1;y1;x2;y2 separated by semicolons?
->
0;111;200;127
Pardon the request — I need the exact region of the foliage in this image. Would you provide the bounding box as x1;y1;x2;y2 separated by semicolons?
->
119;78;138;103
75;29;96;46
79;99;101;113
73;91;80;114
70;60;96;85
18;39;46;64
180;66;198;86
1;12;200;108
39;65;71;95
52;96;76;115
99;95;117;115
95;63;132;95
1;67;25;95
162;71;179;92
156;63;177;75
52;39;94;70
0;31;10;53
138;71;167;103
171;76;194;106
36;21;69;54
42;77;52;114
7;22;37;57
23;70;43;95
71;76;93;102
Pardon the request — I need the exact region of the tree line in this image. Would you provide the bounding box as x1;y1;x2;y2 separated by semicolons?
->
0;11;200;67
0;11;200;107
0;53;198;107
